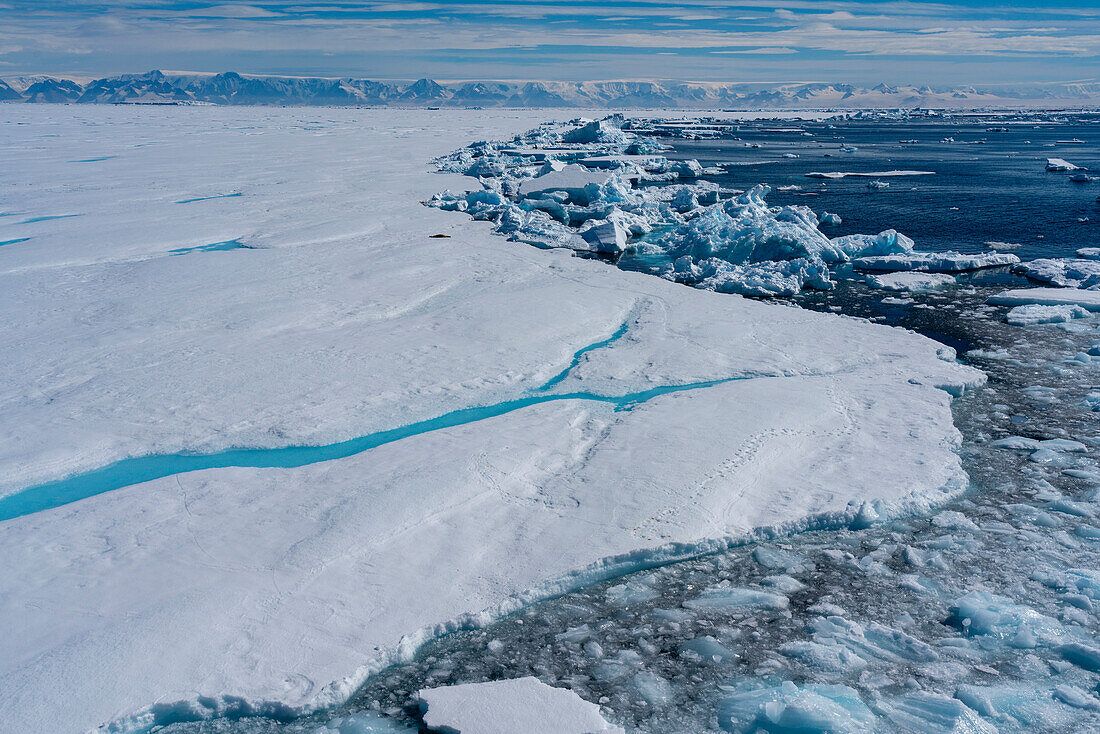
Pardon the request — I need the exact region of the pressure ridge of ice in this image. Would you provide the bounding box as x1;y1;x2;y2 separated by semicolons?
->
428;115;1018;297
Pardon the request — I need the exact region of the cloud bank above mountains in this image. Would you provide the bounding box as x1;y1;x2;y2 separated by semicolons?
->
2;0;1099;85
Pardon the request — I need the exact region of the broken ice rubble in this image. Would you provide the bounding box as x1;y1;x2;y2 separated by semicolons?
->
427;115;1002;297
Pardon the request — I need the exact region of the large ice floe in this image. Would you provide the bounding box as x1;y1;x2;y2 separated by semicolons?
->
427;114;1006;297
0;108;981;733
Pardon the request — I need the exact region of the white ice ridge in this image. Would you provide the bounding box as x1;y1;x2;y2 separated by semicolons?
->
0;107;983;733
419;677;625;734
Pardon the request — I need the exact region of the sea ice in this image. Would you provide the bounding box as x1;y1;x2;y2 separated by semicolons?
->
419;677;624;734
1012;258;1100;289
1005;304;1093;326
988;288;1100;311
0;107;986;733
855;251;1020;273
1046;158;1085;172
718;681;876;734
866;272;956;293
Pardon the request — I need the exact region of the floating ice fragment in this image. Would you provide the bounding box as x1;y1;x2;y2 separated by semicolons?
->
419;678;624;734
605;577;659;606
1046;158;1085;172
753;547;808;573
880;692;997;733
947;591;1065;646
820;212;842;226
988;288;1100;311
679;635;738;663
684;584;789;611
1057;642;1100;672
867;272;956;293
1006;304;1093;326
718;681;876;734
856;251;1020;273
1053;684;1100;710
1012;258;1100;289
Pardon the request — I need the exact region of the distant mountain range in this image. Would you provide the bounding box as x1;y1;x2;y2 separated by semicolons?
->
2;70;1099;108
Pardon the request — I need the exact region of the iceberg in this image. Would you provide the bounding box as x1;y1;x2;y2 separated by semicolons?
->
1046;158;1085;171
419;677;624;734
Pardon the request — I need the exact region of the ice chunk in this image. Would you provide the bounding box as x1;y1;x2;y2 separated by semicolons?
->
1046;158;1085;171
1053;684;1100;710
947;591;1065;646
867;272;956;293
820;212;842;226
517;165;618;205
988;288;1100;311
684;584;789;611
605;577;659;606
778;641;869;673
1005;304;1093;325
418;677;624;734
718;681;876;734
579;219;628;254
561;115;630;145
1012;258;1100;289
808;617;939;664
753;547;808;573
990;436;1042;451
880;692;997;733
855;251;1020;273
632;670;673;706
679;635;738;663
1078;247;1100;260
1057;642;1100;672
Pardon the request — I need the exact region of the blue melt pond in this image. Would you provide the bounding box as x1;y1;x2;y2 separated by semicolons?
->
0;238;31;247
22;214;81;223
175;193;244;204
70;156;116;163
169;239;249;256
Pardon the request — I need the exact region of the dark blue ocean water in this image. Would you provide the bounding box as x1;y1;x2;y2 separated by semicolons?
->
659;115;1100;260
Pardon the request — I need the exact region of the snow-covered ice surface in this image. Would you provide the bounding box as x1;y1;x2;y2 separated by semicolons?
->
419;677;624;734
189;273;1100;734
0;109;983;732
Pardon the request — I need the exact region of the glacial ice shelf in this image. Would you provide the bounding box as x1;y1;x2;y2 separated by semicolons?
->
0;107;982;733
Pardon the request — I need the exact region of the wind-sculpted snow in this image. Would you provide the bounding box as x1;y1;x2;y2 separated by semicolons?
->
427;115;976;297
0;107;981;733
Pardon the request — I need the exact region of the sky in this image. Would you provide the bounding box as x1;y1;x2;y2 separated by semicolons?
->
1;0;1099;85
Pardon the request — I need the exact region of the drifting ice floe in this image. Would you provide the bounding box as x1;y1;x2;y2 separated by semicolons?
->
866;272;956;293
855;251;1020;273
989;288;1100;311
419;677;624;734
805;170;935;179
1046;158;1086;172
1006;304;1094;326
1013;258;1100;289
